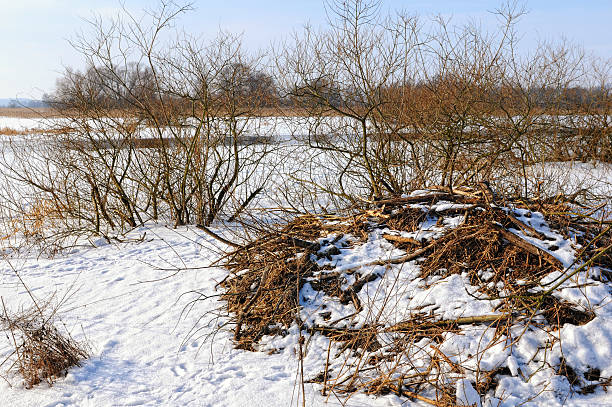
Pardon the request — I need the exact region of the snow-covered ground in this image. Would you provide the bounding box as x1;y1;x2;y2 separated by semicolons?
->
0;225;406;406
0;117;43;132
1;213;611;406
0;115;330;140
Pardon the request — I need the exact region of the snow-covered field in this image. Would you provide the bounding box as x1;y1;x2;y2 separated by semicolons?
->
0;115;611;406
1;218;611;406
0;225;398;407
0;115;324;140
0;117;43;132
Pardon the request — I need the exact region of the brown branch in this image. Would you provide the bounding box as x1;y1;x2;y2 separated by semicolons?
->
382;234;422;246
375;193;480;206
489;222;562;268
311;313;511;336
196;224;242;248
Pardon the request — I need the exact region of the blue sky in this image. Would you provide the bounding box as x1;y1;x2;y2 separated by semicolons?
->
1;0;610;99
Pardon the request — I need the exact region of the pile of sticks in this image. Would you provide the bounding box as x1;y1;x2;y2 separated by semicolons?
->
220;187;612;404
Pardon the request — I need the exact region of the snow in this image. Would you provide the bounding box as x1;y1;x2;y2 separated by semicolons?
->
0;225;410;406
0;117;42;132
0;117;611;406
507;355;519;377
456;379;481;407
528;161;612;201
409;273;501;320
1;206;611;406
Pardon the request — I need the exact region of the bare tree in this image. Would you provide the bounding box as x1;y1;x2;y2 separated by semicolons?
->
0;1;278;247
275;0;425;206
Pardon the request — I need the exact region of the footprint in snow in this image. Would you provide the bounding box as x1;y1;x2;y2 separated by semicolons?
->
171;363;187;377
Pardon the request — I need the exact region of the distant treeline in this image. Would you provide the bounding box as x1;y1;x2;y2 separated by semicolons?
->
0;98;49;108
41;63;610;115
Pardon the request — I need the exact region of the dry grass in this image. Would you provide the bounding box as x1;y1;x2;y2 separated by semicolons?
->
0;108;56;119
1;199;62;243
0;126;68;136
0;127;32;136
1;302;89;389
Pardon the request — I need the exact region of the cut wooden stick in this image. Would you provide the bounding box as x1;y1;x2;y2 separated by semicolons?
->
489;222;562;268
382;234;422;246
503;212;546;240
390;385;458;407
311;314;511;336
387;314;511;332
196;224;241;248
338;243;435;275
376;193;479;206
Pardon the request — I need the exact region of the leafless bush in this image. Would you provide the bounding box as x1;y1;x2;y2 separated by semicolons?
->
0;2;280;248
275;0;426;206
1;299;89;389
274;0;611;210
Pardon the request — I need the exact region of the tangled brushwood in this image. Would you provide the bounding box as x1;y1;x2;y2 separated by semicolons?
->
220;187;612;405
0;305;89;389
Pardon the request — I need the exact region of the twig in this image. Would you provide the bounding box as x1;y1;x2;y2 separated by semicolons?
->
489;221;562;268
382;234;422;245
196;224;241;248
322;339;332;396
1;297;22;385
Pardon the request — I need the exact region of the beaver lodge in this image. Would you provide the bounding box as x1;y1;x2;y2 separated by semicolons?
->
219;187;612;406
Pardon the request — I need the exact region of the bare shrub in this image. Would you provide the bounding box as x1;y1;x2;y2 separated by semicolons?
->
0;2;279;248
275;0;426;206
273;0;611;211
1;300;89;389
